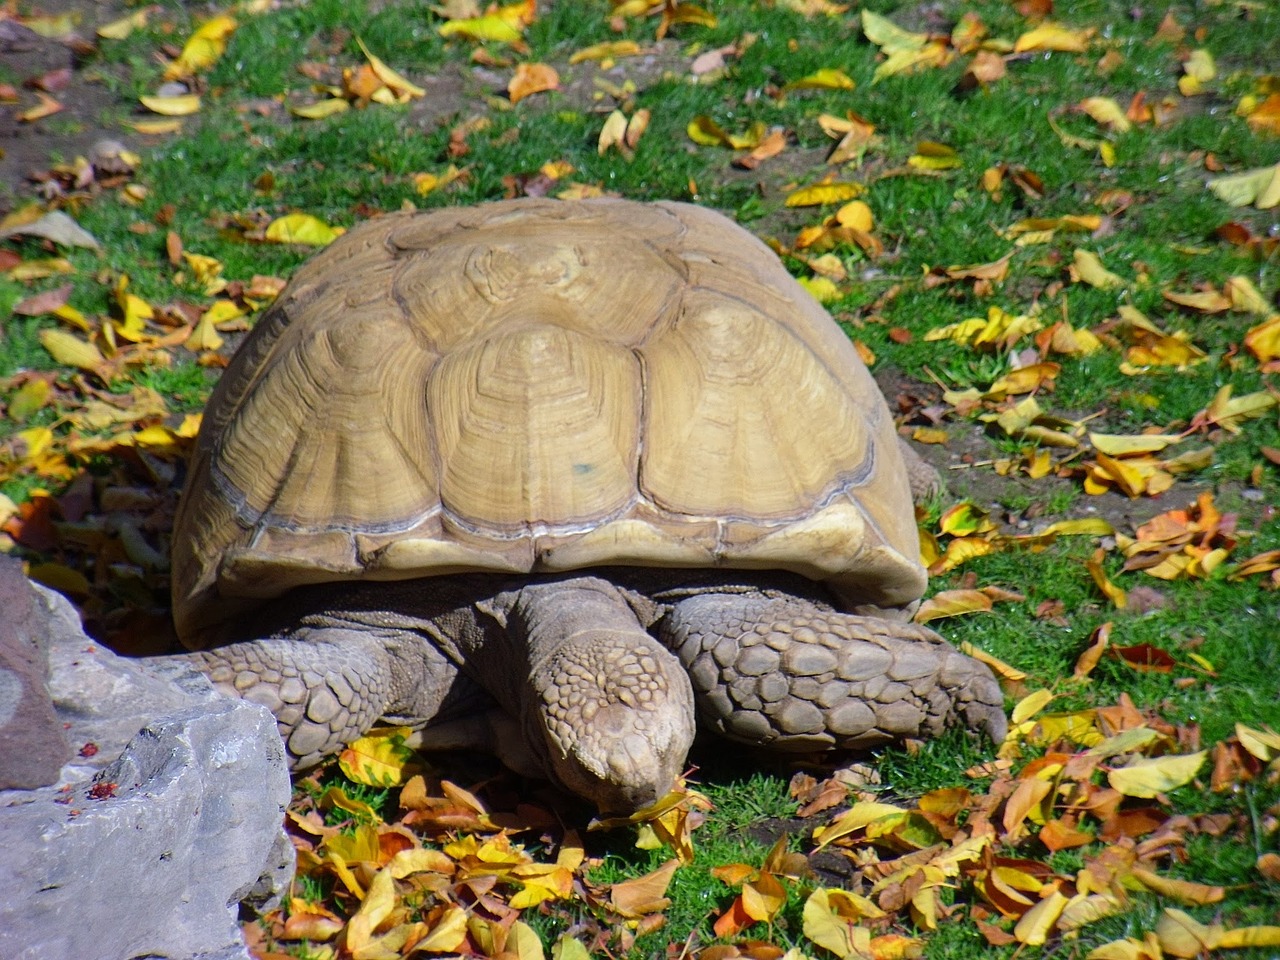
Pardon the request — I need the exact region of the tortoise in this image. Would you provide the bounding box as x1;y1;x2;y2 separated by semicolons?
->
169;198;1006;814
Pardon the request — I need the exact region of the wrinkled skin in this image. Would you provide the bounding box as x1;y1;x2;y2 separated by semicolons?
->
180;568;1006;814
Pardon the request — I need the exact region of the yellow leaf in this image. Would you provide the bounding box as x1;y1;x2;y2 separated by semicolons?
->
914;589;994;623
265;213;343;246
291;98;350;119
798;275;841;303
741;872;787;922
164;15;237;80
813;802;906;849
1108;751;1206;798
784;67;855;92
860;10;927;53
599;109;629;155
39;328;104;372
506;921;546;960
803;888;879;959
125;117;185;134
568;40;642;64
1086;550;1127;609
415;905;469;952
1207;163;1280;209
1015;22;1091;53
411;164;464;195
908;141;961;170
439;11;524;42
1163;287;1230;312
552;936;593;960
139;94;201;115
185;312;224;352
834;200;873;230
97;8;150;39
687;114;732;147
1012;689;1054;724
1071;249;1126;289
339;728;419;785
358;38;426;99
345;868;397;952
1079;96;1132;132
1014;889;1069;945
1224;275;1271;315
1130;866;1223;905
785;181;865;206
1155;909;1222;958
1177;49;1215;96
1201;385;1278;432
873;41;952;82
508;62;559;103
1089;432;1182;456
1237;723;1280;761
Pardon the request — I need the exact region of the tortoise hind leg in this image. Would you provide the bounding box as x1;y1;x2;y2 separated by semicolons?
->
657;594;1006;751
178;625;480;769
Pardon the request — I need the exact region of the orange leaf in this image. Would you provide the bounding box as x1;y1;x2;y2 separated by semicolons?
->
1110;643;1176;673
610;859;679;917
1086;550;1127;609
1073;621;1112;678
508;62;559;103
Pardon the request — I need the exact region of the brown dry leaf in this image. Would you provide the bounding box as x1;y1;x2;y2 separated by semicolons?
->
18;91;64;122
609;859;679;917
1110;643;1177;673
964;50;1006;85
508;62;559;103
733;128;786;170
1074;622;1113;679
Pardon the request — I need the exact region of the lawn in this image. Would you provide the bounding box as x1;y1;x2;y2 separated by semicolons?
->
1;0;1278;958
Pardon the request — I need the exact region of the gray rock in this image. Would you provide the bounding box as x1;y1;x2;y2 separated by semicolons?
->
0;556;72;789
0;575;294;960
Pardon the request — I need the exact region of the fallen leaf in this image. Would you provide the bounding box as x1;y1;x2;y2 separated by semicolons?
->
785;180;865;206
1207;163;1280;209
140;93;201;116
1108;751;1205;798
1015;22;1092;53
610;859;679;917
0;210;101;250
164;15;237;80
508;62;559;103
264;213;344;246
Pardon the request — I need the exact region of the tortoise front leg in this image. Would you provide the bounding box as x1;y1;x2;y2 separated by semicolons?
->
178;625;485;769
657;594;1007;751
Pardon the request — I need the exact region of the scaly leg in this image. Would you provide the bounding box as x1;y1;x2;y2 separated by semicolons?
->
658;593;1006;751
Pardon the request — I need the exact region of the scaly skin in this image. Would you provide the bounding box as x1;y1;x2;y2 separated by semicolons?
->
658;593;1006;750
178;572;1005;813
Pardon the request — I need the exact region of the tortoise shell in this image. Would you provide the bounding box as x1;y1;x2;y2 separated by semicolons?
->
171;198;926;645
